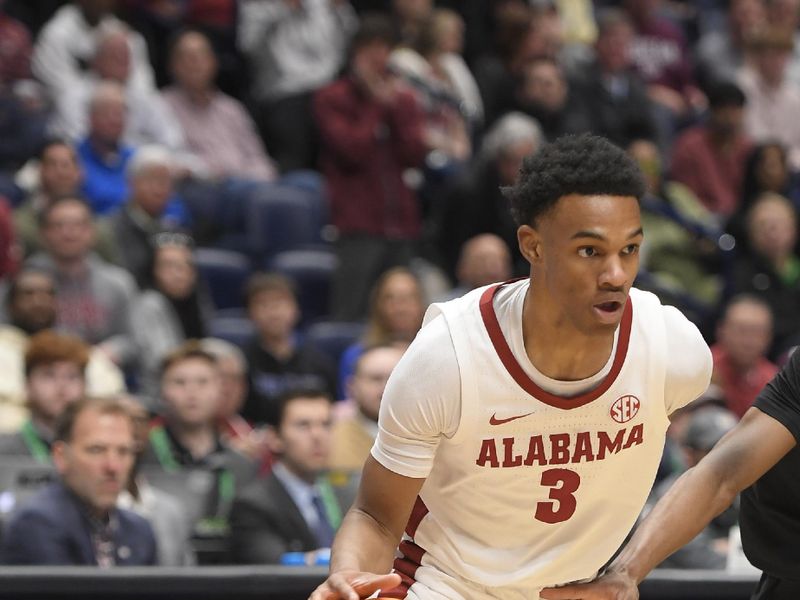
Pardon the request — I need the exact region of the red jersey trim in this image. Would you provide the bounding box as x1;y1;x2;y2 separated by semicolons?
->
382;497;430;599
479;281;633;410
405;496;429;537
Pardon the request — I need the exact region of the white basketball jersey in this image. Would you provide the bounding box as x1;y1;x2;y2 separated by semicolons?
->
390;281;675;596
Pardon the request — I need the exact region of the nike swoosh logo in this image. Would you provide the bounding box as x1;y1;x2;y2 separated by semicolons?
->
489;412;533;425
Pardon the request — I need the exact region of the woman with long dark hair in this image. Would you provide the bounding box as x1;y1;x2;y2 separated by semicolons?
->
132;232;213;403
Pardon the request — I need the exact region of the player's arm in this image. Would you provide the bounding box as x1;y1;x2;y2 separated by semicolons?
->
310;456;425;600
541;406;796;600
311;313;457;599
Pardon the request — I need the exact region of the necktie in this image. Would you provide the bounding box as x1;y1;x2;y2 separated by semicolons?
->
310;493;335;548
92;524;116;567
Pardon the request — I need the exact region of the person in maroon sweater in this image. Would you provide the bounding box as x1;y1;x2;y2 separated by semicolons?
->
669;81;752;219
313;14;428;321
0;196;19;278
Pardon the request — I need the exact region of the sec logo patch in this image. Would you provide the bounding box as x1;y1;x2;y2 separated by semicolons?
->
610;395;640;424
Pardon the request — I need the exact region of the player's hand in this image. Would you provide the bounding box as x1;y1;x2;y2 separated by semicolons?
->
539;570;639;600
309;570;402;600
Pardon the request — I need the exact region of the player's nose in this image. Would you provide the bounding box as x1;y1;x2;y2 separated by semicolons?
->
600;255;627;288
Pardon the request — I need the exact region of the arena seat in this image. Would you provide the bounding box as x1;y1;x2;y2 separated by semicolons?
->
194;247;252;311
0;459;56;539
303;320;365;367
266;248;337;325
207;314;254;348
246;184;326;260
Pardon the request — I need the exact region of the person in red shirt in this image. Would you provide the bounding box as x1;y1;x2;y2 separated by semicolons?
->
711;294;779;418
0;196;19;277
313;14;428;321
0;5;32;86
670;80;752;219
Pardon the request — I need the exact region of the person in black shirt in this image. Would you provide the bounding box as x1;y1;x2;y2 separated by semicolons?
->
542;349;800;600
241;273;337;426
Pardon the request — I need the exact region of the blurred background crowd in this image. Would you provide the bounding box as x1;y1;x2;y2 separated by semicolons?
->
0;0;793;572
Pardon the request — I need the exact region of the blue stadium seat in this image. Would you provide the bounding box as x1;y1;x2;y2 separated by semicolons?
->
246;184;327;260
303;320;365;367
0;174;24;208
194;247;252;311
207;315;255;349
267;248;338;325
278;171;329;234
212;307;248;319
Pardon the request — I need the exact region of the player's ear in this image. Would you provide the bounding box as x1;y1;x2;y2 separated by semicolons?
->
517;225;542;264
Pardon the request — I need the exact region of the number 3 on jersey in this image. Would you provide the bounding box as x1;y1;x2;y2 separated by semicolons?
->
534;468;581;523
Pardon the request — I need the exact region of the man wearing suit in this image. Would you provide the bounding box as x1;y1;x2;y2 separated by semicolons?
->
330;344;405;472
0;396;157;566
230;387;355;564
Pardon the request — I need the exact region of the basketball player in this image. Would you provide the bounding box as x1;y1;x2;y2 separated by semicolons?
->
310;134;713;600
541;350;800;600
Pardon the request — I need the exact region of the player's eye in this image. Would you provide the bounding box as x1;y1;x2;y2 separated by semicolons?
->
577;247;597;258
622;244;640;256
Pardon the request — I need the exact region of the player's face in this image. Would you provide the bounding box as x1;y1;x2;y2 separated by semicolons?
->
521;194;642;334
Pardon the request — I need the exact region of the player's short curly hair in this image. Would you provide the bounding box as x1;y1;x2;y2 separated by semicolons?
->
503;134;646;227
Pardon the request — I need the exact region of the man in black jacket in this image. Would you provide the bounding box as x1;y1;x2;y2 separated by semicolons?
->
230;387;356;564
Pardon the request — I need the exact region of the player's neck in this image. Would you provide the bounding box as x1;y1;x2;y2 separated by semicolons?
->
522;293;616;381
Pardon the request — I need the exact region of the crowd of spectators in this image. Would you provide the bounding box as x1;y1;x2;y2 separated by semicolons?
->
0;0;798;571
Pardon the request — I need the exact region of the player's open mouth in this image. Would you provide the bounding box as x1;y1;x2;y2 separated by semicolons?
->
595;302;621;313
593;300;624;323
